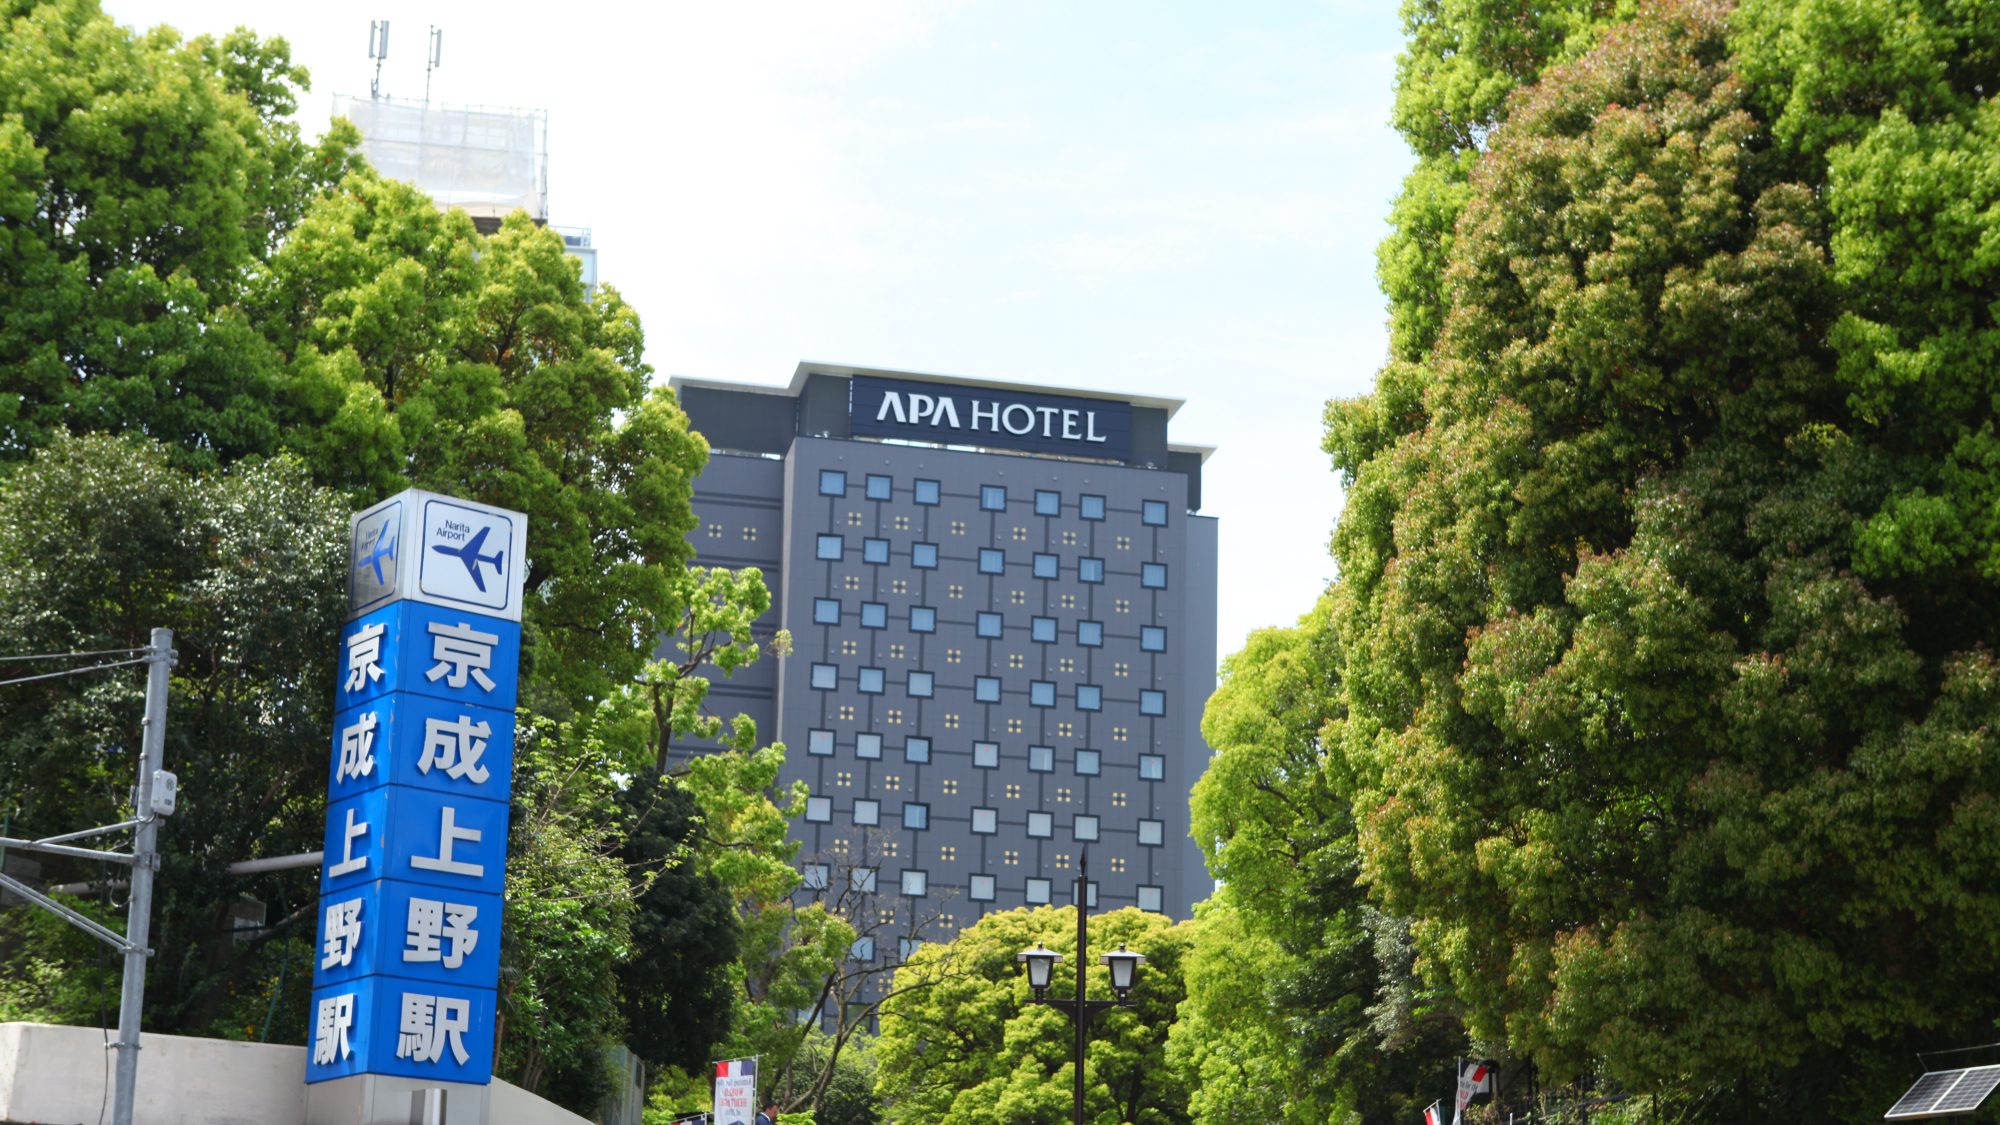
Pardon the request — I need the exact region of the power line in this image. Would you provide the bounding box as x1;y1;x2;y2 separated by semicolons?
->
0;647;148;662
0;656;154;688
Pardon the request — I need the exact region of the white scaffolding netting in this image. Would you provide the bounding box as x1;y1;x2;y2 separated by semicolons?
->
338;96;546;219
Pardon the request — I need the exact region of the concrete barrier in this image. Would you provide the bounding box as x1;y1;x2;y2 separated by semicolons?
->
0;1023;593;1125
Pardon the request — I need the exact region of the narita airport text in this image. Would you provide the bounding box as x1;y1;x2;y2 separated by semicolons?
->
433;519;476;542
874;391;1111;443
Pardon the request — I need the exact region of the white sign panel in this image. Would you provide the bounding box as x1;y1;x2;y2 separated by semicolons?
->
347;489;528;622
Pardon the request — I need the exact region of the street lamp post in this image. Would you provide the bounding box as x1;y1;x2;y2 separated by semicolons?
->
1014;852;1146;1125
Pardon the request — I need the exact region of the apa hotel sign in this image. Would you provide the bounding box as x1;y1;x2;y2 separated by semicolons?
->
849;374;1132;461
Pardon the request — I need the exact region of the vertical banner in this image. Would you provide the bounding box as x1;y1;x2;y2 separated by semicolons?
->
714;1058;757;1125
1452;1060;1492;1124
306;490;528;1087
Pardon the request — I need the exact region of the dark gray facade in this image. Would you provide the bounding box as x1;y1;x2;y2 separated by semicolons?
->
666;364;1216;959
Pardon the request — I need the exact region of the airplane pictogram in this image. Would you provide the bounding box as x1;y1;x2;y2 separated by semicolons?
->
430;526;505;592
357;520;397;586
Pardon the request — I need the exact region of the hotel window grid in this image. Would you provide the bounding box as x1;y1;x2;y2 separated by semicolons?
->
1027;812;1053;837
851;868;877;894
981;485;1007;511
1137;885;1164;912
805;797;831;822
1141;563;1167;588
903;803;930;830
854;800;880;826
1074;815;1100;842
1139;754;1164;779
973;742;999;768
1032;553;1059;579
1078;881;1100;908
803;864;830;890
905;737;931;763
1029;681;1055;707
978;549;1005;574
900;869;927;896
811;664;837;690
1026;878;1052;904
1035;490;1061;515
913;543;939;568
1142;500;1168;525
1074;749;1100;775
1141;626;1166;651
864;538;891;564
1140;690;1166;715
974;677;1001;703
866;474;893;500
808;729;834;756
969;874;996;901
1029;746;1055;772
915;479;941;504
859;667;886;694
1081;495;1106;520
816;535;842;560
861;602;887;628
1076;685;1102;711
1079;557;1104;583
1078;621;1103;646
908;672;934;698
977;613;1003;638
819;470;846;495
972;808;997;834
1138;820;1165;846
1031;617;1057;643
814;597;840;624
857;734;883;759
910;607;937;632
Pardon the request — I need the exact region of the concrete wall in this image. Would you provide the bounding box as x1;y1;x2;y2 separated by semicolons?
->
0;1023;592;1125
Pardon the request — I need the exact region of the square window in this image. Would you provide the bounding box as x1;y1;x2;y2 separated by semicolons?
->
803;863;830;890
1141;626;1166;651
912;542;939;568
819;470;847;496
811;663;838;690
1030;681;1055;707
808;729;835;756
1073;815;1100;842
1035;490;1061;516
866;474;893;500
1081;495;1106;520
1139;754;1164;780
910;607;937;633
805;796;832;822
1031;617;1057;643
905;737;931;762
981;485;1007;511
975;677;1001;703
859;667;886;694
973;742;1000;768
914;479;941;505
1137;885;1163;912
900;938;924;961
1075;749;1101;775
854;799;881;826
851;867;878;894
857;733;884;759
1027;811;1053;837
1076;685;1102;711
1029;745;1055;772
1142;500;1168;526
1025;877;1052;904
978;548;1006;574
1139;690;1165;715
1078;621;1103;647
908;672;934;698
1078;880;1099;908
1032;553;1059;579
976;612;1004;638
972;808;998;834
1138;819;1165;846
864;538;891;564
816;535;844;560
969;874;996;901
900;868;927;896
1079;557;1105;583
813;598;841;625
1141;563;1167;588
903;803;930;830
861;602;888;629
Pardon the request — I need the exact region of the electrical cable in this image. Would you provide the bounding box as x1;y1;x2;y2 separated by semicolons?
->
0;656;153;687
0;647;147;662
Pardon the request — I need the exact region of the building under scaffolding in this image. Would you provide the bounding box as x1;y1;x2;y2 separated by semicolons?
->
336;95;548;234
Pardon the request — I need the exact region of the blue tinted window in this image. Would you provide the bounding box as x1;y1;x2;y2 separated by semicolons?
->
910;607;936;633
974;677;1001;703
905;737;931;763
976;612;1003;639
819;470;846;496
866;474;892;500
859;667;886;694
907;671;934;698
914;479;940;505
978;549;1005;574
903;803;930;830
1074;749;1100;775
1029;681;1055;707
1031;617;1057;643
1141;626;1166;651
980;485;1006;511
808;729;834;756
864;538;890;564
973;742;999;768
912;542;938;568
1141;563;1167;588
1139;689;1165;715
1142;500;1168;526
1028;746;1054;772
1076;685;1102;711
1035;490;1061;516
1080;495;1106;520
1032;553;1058;579
816;535;843;560
1079;557;1104;583
813;598;841;624
1139;754;1164;780
1077;621;1103;647
810;664;837;690
856;733;883;759
860;602;887;629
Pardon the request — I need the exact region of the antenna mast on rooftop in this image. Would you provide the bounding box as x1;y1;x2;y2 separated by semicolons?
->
425;27;443;103
367;19;389;99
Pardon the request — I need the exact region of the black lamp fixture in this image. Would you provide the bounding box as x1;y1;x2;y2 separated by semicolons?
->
1012;851;1146;1125
1015;941;1062;999
1099;943;1146;1000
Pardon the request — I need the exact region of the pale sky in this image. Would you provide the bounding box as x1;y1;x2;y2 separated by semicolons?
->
104;0;1413;664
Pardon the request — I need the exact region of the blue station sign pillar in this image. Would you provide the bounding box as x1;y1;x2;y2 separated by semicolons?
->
305;489;527;1125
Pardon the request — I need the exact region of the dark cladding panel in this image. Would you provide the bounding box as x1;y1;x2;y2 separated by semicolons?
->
678;386;796;456
799;373;852;439
1168;450;1203;512
1129;407;1168;469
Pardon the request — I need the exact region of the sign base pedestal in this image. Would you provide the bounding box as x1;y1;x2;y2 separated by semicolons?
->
306;1073;491;1125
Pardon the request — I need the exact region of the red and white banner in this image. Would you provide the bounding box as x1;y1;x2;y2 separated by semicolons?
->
1424;1101;1445;1125
1452;1061;1493;1125
714;1057;757;1125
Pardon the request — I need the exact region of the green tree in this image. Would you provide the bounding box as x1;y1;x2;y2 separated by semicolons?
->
1325;0;2000;1118
876;905;1193;1125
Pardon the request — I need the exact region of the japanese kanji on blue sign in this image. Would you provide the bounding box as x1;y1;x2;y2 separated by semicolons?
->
307;489;527;1086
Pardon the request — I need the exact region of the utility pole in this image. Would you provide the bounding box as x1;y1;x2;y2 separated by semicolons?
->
111;628;172;1125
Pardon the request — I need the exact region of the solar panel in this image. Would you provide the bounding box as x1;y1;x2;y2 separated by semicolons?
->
1886;1066;2000;1119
